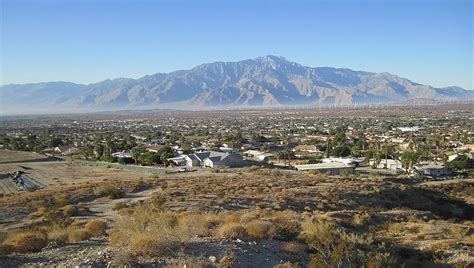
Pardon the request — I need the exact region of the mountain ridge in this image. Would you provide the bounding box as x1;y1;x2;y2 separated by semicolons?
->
1;55;472;113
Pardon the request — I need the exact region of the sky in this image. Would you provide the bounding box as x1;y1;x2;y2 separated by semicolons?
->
1;0;473;90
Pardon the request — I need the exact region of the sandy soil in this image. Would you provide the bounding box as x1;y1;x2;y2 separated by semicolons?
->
0;150;151;194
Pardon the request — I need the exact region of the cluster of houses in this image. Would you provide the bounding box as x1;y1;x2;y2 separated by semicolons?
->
45;137;471;177
168;151;246;168
18;110;472;178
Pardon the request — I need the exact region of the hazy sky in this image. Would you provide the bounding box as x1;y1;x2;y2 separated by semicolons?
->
1;0;473;90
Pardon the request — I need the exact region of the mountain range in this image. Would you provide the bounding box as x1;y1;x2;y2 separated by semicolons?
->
1;55;472;113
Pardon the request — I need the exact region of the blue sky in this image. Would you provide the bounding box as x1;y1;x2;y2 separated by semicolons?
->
1;0;472;90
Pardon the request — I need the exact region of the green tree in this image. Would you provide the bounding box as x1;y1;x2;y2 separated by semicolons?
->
82;145;94;160
158;146;174;166
139;151;159;166
94;142;105;160
181;144;193;155
332;145;351;157
50;137;63;148
131;145;146;165
400;151;418;172
446;155;473;171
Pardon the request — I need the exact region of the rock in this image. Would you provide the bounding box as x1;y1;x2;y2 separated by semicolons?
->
209;256;217;263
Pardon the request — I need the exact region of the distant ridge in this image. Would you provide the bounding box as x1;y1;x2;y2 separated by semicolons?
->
1;55;472;113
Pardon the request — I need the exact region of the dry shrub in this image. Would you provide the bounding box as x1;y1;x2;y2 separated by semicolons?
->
178;212;220;237
428;240;456;252
111;250;140;267
270;212;301;241
126;235;180;256
113;201;129;211
94;186;124;199
448;225;469;240
274;262;300;268
240;211;259;224
301;219;353;267
69;220;84;227
0;244;14;256
148;191;168;208
32;206;48;217
219;255;236;267
109;204;203;257
167;259;214;268
4;231;48;253
387;222;421;235
280;241;306;255
244;220;275;239
351;213;369;227
28;210;44;219
302;219;397;268
219;211;243;224
118;207;134;216
84;219;107;237
62;205;79;217
215;222;247;240
53;193;72;207
67;228;90;242
47;225;68;245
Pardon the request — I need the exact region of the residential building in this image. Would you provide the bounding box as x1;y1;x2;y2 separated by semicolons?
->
293;162;355;175
369;159;403;171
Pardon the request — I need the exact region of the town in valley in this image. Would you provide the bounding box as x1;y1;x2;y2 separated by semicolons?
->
0;103;472;267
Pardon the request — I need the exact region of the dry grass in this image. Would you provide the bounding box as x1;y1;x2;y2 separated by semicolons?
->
1;156;471;266
67;228;90;242
244;220;275;239
280;241;306;255
46;225;68;245
0;244;14;256
109;204;206;257
3;231;48;253
214;222;248;240
219;255;236;267
84;219;107;237
274;262;301;268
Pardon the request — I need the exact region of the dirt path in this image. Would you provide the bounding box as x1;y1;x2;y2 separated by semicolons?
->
75;186;162;224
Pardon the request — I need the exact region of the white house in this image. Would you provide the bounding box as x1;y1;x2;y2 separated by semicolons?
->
111;150;132;159
185;151;245;168
244;150;274;161
185;151;211;167
415;163;451;177
322;157;365;165
256;153;275;162
245;150;264;158
167;155;187;166
293;162;355;175
202;152;245;168
293;144;319;153
369;159;403;171
54;145;80;156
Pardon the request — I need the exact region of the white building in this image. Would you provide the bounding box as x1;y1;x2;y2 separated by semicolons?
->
369;159;403;171
322;157;365;165
415;162;451;177
202;152;245;168
111;150;132;158
293;162;355;175
185;151;245;168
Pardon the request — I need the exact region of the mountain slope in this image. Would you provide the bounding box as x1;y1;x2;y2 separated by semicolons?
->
1;56;472;112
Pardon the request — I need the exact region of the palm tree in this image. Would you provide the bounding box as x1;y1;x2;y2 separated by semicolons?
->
381;142;394;169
